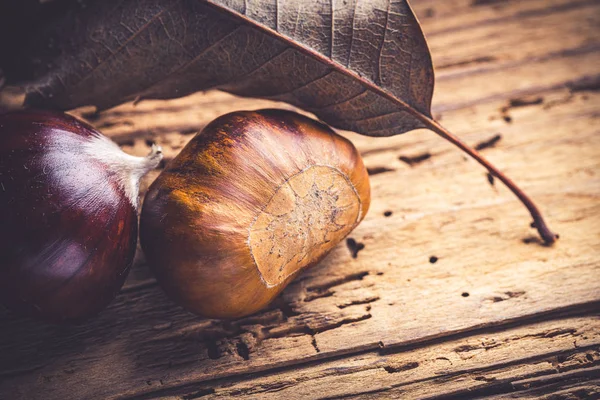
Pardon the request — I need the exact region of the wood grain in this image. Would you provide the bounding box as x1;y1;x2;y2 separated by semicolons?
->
171;316;600;399
0;0;599;399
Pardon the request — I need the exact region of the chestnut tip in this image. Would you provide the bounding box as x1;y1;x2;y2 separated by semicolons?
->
150;143;163;155
147;143;163;165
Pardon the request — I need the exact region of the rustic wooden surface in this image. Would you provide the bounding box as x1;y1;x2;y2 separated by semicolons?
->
1;0;599;399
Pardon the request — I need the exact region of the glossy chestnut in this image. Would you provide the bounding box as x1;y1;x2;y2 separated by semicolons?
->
141;109;370;319
0;111;162;322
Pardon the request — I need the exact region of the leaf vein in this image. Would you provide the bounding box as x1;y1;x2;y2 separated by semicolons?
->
376;0;392;86
266;70;334;99
308;88;368;111
347;0;359;67
330;0;335;59
73;1;181;92
135;25;244;97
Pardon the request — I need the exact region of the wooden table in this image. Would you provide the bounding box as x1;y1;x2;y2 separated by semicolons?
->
1;0;599;398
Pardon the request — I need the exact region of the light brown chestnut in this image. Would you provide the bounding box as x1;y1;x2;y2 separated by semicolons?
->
140;109;370;319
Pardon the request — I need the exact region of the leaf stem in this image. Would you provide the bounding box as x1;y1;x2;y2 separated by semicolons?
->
422;117;558;245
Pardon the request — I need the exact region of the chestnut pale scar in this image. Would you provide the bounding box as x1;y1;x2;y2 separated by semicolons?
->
248;165;362;287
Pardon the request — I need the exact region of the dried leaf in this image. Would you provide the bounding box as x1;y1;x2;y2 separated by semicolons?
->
4;0;433;137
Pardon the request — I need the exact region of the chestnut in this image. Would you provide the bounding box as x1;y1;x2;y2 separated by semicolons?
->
0;111;162;322
141;109;370;319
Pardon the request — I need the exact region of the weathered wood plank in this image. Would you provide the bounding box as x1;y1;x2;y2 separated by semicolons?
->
157;316;599;399
1;0;599;399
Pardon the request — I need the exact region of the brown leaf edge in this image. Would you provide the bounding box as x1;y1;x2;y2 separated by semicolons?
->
201;1;558;245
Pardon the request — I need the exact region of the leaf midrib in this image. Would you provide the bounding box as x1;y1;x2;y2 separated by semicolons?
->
202;0;434;125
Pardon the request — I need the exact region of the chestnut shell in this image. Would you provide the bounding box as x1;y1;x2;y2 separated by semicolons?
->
0;111;137;322
141;109;370;319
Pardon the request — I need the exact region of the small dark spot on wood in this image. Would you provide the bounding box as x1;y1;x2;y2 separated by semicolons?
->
272;298;300;319
437;56;496;70
557;354;567;363
378;341;385;348
423;8;435;18
97;120;133;129
304;289;335;302
429;256;438;264
505;291;525;299
399;153;431;167
522;236;540;245
475;134;502;151
462;292;470;297
346;238;365;258
436;357;453;365
337;296;380;309
474;376;497;382
145;139;155;147
181;388;216;399
543;94;576;110
586;353;594;362
376;271;384;276
543;328;576;338
180;127;199;135
487;172;495;186
384;362;419;373
206;340;220;360
454;344;479;353
471;0;504;6
236;341;250;361
306;271;368;292
311;336;320;353
508;96;544;108
567;75;600;93
367;166;395;176
384;210;393;217
503;115;513;123
530;222;537;228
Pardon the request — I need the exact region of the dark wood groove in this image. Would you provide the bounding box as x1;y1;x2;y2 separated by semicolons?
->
425;0;597;38
119;301;600;399
436;42;600;82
